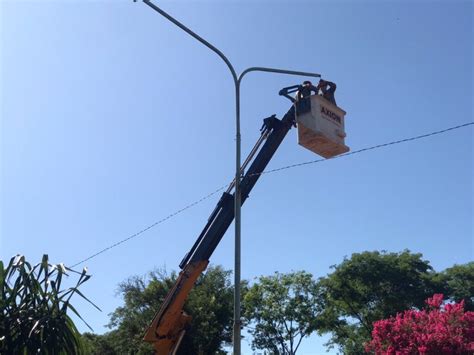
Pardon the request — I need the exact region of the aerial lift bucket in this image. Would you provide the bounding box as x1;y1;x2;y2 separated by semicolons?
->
296;95;349;158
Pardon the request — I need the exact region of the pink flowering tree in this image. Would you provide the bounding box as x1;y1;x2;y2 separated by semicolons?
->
365;294;474;354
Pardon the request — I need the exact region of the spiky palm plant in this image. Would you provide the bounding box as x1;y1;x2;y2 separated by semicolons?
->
0;254;100;354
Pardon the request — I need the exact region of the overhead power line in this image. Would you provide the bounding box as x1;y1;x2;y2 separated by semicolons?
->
71;121;473;268
70;185;227;268
260;121;474;175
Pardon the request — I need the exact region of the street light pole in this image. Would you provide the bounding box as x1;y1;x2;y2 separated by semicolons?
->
141;2;320;353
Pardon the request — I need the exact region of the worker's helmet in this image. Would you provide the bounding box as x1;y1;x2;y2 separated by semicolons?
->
303;80;312;86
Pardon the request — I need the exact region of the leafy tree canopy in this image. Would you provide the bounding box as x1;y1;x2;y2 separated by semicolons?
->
315;250;443;353
84;265;238;355
243;271;320;354
80;251;474;355
441;262;474;311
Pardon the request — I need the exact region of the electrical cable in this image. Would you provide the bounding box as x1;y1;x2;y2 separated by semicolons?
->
71;121;473;267
70;185;228;268
260;121;474;175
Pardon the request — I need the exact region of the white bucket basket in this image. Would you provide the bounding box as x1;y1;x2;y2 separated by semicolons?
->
296;95;349;158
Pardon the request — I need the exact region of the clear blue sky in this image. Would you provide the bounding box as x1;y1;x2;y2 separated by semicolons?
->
1;0;472;353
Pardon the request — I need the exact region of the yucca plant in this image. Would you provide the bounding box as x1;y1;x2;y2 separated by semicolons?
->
0;254;100;354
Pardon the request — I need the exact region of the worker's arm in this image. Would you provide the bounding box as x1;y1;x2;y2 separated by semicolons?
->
279;85;301;103
309;84;320;95
321;80;337;94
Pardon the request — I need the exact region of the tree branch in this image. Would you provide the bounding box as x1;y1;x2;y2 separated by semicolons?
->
294;333;305;354
343;298;372;334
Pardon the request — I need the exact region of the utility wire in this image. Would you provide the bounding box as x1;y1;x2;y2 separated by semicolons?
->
71;121;473;267
260;121;474;175
70;185;228;268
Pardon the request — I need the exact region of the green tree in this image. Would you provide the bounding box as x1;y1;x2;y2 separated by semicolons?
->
0;254;99;354
315;250;443;354
86;265;237;355
82;332;117;355
441;262;474;311
243;271;320;354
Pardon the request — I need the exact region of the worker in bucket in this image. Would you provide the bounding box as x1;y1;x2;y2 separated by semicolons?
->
317;79;337;106
278;81;317;127
297;80;319;101
278;81;318;103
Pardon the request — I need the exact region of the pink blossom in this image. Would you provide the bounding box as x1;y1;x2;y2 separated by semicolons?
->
365;294;474;354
